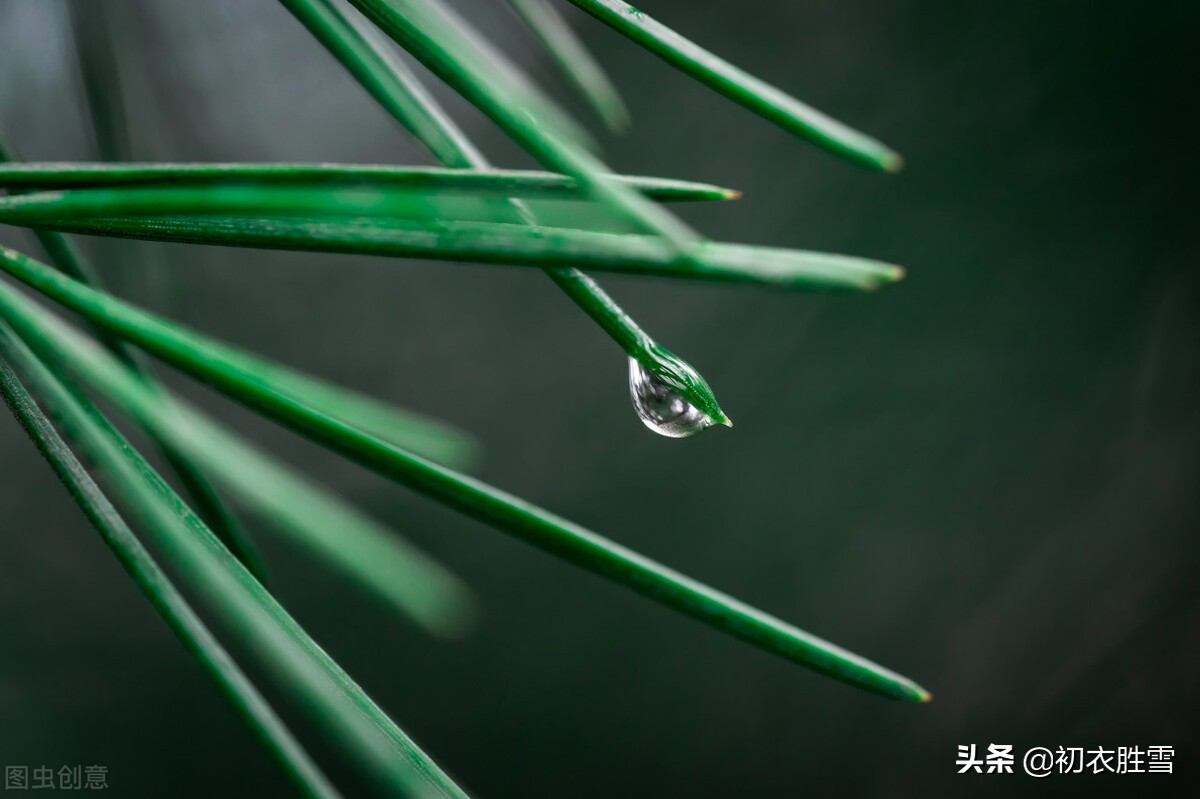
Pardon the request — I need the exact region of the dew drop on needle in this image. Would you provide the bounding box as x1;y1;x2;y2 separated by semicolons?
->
628;357;714;438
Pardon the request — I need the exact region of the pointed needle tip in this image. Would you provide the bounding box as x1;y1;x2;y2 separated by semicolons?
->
883;152;905;174
429;596;480;641
600;103;633;136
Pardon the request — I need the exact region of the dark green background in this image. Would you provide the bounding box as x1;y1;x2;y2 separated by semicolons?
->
1;1;1196;796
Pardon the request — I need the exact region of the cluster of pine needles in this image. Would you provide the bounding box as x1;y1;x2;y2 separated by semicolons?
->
0;1;927;796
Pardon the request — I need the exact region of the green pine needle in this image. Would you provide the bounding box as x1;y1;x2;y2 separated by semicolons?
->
282;0;599;154
0;207;902;292
505;0;631;133
0;162;739;202
277;0;734;429
0;247;927;702
0;135;270;582
564;0;904;172
279;0;486;167
0;286;472;797
0;336;341;799
0;176;484;471
0;266;476;637
66;1;135;162
343;0;699;248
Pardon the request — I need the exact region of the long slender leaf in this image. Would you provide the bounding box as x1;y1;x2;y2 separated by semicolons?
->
0;260;474;635
278;0;732;427
504;0;629;132
66;1;134;162
400;0;602;151
282;0;599;155
0;248;928;702
0;135;269;580
0;162;737;202
278;0;482;166
564;0;903;172
0;336;341;799
0;281;470;798
343;0;698;247
0;186;521;225
258;372;480;472
64;6;278;570
0;162;482;470
0;212;902;292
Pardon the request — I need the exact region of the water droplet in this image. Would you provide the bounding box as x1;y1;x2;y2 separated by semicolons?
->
628;357;714;438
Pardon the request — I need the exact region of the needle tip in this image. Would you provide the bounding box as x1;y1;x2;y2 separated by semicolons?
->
603;106;633;136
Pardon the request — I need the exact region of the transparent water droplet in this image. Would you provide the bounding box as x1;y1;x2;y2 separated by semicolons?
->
628;357;714;438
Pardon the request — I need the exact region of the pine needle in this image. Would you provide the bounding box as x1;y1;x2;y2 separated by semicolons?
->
0;248;927;702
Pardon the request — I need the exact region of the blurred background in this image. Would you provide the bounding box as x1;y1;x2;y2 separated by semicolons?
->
1;1;1196;796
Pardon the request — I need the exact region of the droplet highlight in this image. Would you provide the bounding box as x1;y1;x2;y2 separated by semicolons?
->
628;357;715;438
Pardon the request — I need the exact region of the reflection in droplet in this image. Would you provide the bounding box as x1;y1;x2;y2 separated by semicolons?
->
628;357;715;438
